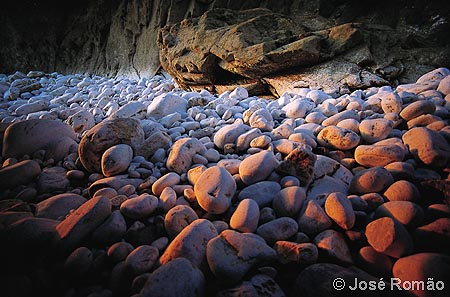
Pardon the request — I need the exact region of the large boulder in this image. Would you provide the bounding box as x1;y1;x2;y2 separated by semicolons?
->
78;118;144;173
2;119;77;161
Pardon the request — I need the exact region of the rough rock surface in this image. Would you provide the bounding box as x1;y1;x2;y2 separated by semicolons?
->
2;0;449;91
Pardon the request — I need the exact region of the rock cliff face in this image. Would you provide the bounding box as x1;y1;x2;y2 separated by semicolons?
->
1;0;449;87
1;0;196;78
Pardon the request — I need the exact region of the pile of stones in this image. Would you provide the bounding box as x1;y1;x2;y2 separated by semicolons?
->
0;67;449;297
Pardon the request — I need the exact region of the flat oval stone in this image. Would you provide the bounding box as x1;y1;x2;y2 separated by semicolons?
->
217;159;241;175
322;109;360;126
88;175;143;197
238;181;281;208
101;144;133;177
365;217;413;258
194;166;236;214
107;241;134;264
282;99;315;118
297;200;332;236
36;193;87;220
230;198;260;233
213;123;251;150
239;150;279;185
359;118;393;143
206;230;276;284
164;205;199;239
235;128;262;152
166;138;206;174
147;93;187;119
350;167;394;195
355;143;405;167
313;229;352;264
256;217;298;245
317;126;360;150
56;196;112;253
0;160;41;190
399;100;436;121
324;192;355;230
152;172;181;196
374;201;424;228
383;180;420;202
140;257;205;297
2;119;77;161
125;245;159;275
272;186;306;217
120;194;158;219
160;219;218;272
402;127;450;168
336;118;360;133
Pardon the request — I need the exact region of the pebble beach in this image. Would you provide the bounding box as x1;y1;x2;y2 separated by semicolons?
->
0;68;449;297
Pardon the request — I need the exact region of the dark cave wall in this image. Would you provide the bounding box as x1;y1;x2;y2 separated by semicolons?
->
1;0;449;79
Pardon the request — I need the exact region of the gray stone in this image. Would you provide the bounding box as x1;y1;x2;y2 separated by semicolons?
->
125;245;159;275
297;200;332;236
238;181;281;208
0;160;41;190
230;198;260;233
147;93;187;119
317;126;360;150
350;167;394;195
274;241;318;265
2;119;77;162
206;230;276;284
194;166;236;214
402;127;450;168
56;196;112;253
120;194;158;220
365;217;413;258
91;210;127;246
166;137;206;174
78;118;144;173
36;193;87;220
314;229;353;263
359;118;394;144
272;186;306;218
141;257;205;297
101;144;133;177
239;150;279;185
400;100;436;121
374;201;424;228
164;205;199;239
64;246;93;276
256;217;298;245
324;192;355;230
37;166;70;194
160;219;218;271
